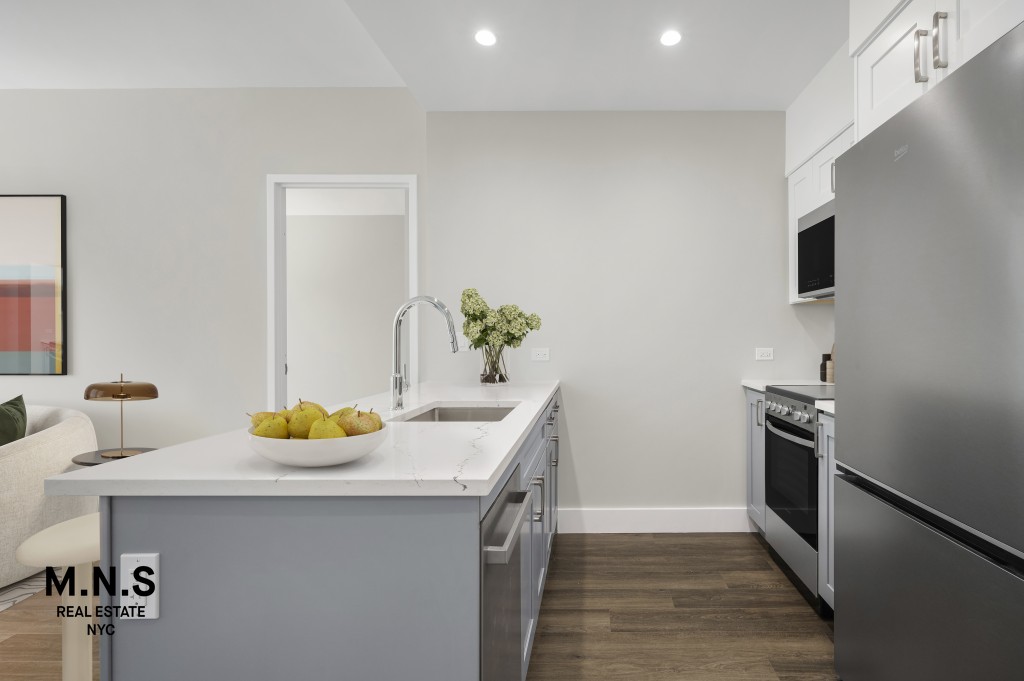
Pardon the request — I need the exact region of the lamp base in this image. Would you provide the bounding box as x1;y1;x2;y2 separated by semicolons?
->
100;448;152;458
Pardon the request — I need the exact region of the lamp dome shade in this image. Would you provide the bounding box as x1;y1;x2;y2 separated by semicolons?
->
84;379;158;401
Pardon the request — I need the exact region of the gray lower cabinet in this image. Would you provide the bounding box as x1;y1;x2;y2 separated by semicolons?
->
519;395;560;680
817;414;836;608
101;392;562;681
745;388;766;531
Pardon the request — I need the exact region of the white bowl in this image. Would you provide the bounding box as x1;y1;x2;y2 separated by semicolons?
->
247;423;388;468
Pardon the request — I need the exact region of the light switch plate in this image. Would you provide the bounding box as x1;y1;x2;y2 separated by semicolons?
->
456;332;471;352
531;348;550;361
755;347;774;361
120;553;159;619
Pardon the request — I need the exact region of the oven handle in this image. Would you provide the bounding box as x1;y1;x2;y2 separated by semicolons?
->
766;421;815;449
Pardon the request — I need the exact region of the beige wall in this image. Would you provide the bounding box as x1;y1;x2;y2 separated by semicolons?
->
420;112;835;516
0;88;425;448
285;215;407;406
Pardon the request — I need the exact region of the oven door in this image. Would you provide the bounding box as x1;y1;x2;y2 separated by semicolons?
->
765;416;819;550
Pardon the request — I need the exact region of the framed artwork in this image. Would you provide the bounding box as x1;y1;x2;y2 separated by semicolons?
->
0;195;67;375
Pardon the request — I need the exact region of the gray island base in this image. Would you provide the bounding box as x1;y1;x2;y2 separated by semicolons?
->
48;382;562;681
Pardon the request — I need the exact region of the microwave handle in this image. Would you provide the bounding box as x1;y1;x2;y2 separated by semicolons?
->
766;421;815;450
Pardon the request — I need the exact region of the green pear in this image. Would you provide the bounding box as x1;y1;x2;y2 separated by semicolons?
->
288;408;322;439
248;411;276;428
253;415;289;439
277;408;295;423
292;399;329;417
339;410;378;436
366;409;383;432
308;416;348;439
328;405;357;423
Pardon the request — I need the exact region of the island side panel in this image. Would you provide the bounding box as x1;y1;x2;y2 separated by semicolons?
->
107;495;481;681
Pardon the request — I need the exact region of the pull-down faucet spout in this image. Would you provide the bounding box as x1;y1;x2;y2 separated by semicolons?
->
392;296;459;410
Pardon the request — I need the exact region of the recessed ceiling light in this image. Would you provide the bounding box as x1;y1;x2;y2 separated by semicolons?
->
660;30;682;47
475;29;497;47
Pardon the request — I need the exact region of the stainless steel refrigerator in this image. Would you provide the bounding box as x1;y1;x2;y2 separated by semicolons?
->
834;18;1024;681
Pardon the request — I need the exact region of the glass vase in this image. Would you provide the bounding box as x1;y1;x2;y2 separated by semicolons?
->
480;345;509;384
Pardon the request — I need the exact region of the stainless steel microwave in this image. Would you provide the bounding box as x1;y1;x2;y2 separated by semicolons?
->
797;199;835;299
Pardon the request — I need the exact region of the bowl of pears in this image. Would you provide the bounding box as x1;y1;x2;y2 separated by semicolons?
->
247;399;387;467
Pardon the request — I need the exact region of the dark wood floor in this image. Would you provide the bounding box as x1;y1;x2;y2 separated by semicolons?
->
0;534;834;681
0;588;99;680
526;533;837;681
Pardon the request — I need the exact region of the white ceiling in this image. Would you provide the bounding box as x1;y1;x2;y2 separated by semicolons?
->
0;0;404;88
345;0;850;110
1;0;849;111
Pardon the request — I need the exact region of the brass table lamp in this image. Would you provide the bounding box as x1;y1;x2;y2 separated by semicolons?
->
84;373;158;458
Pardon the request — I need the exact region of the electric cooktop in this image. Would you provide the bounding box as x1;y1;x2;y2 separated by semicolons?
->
765;384;835;401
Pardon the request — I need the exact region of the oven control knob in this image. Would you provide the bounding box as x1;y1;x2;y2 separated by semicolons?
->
792;410;802;421
801;413;811;423
780;406;791;416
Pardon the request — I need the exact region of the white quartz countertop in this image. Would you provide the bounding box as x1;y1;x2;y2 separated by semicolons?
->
46;381;560;498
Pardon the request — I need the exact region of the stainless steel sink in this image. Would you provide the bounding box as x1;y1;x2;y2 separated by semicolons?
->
393;406;515;423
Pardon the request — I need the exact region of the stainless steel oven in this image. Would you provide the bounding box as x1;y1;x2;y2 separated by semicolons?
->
763;388;822;597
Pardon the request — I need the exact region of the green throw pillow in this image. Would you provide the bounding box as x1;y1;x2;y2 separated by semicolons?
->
0;395;27;447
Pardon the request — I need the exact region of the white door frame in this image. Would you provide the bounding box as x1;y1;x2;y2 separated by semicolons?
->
266;174;418;410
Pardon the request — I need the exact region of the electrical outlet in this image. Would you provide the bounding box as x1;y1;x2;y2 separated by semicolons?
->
120;553;159;619
531;348;550;361
755;347;774;361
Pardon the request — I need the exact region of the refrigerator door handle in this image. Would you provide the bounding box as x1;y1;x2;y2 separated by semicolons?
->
915;29;931;82
933;11;949;69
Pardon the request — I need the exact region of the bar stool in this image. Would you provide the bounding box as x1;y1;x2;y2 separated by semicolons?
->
16;513;100;681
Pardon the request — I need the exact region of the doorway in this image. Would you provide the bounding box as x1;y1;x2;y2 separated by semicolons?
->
266;175;417;410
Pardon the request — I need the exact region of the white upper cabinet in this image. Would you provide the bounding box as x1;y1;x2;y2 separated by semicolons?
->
785;43;854;176
787;126;852;303
854;0;1024;138
856;0;935;139
851;0;906;55
944;0;1024;73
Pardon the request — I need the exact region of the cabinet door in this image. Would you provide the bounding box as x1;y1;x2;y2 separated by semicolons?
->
817;415;836;608
746;389;766;531
942;0;1024;74
813;126;856;208
856;0;935;139
546;438;557;555
520;492;534;676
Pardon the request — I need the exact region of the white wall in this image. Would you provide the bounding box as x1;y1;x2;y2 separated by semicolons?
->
421;112;835;528
285;214;407;405
0;88;425;448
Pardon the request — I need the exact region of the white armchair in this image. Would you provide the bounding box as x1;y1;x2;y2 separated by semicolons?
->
0;405;98;588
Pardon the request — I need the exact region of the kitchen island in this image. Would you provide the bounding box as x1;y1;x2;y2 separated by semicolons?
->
47;381;562;681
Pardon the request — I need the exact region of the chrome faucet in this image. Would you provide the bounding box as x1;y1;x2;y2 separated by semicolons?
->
392;296;459;410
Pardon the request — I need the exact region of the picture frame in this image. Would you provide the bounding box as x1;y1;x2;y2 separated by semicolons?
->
0;195;67;375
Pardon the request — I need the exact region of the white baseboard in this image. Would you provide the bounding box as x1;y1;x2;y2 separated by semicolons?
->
557;507;752;533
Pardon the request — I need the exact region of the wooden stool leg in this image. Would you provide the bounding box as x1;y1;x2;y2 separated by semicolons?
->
61;563;92;681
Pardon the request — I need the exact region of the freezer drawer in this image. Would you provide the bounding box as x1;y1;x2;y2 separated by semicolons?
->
835;476;1024;681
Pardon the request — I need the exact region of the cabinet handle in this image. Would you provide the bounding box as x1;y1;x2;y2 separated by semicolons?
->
830;162;836;194
756;399;764;427
914;29;930;83
933;11;949;69
530;476;545;522
815;421;824;459
483;490;533;564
